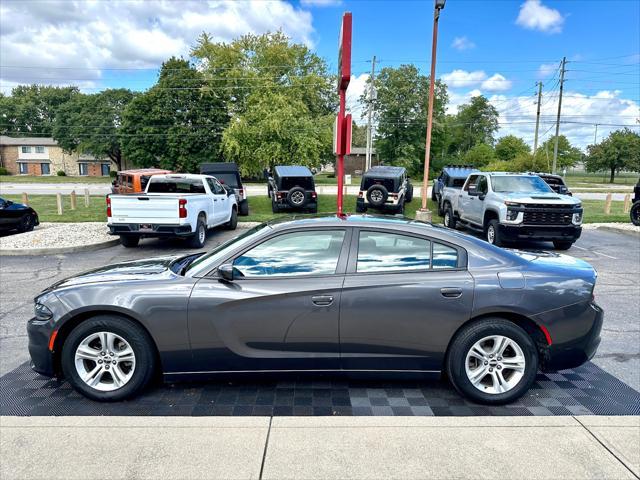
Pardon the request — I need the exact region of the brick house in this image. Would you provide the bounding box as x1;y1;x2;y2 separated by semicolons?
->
0;136;112;176
344;147;379;175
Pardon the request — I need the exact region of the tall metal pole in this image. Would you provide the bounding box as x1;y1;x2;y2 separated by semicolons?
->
552;57;566;174
365;55;376;172
593;123;599;144
418;0;444;220
533;81;543;156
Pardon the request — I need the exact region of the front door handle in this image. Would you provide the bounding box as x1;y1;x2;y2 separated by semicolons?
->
440;287;463;298
311;295;334;306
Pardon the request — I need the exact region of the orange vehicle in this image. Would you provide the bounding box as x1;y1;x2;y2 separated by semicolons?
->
111;168;173;194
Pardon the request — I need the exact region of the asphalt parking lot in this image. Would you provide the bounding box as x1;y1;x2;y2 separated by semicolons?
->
0;225;638;395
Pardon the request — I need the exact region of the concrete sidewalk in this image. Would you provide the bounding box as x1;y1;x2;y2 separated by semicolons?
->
1;416;638;479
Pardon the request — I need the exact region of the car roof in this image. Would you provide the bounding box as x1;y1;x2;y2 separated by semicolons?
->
274;165;313;177
200;162;240;173
362;166;405;178
118;168;172;175
528;172;562;179
441;165;479;178
149;174;213;181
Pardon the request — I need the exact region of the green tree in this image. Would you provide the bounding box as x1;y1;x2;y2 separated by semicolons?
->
464;143;496;167
0;85;79;136
362;65;448;176
120;58;227;172
446;96;499;156
52;89;135;170
538;135;582;170
495;135;530;161
585;128;640;182
351;122;367;148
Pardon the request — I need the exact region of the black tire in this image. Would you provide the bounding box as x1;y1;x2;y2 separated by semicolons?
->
431;185;438;202
355;203;367;213
443;204;456;229
286;187;307;208
553;240;573;250
271;198;280;213
188;216;207;248
366;185;388;207
437;200;444;217
119;235;140;248
61;315;156;402
405;183;414;203
225;207;238;230
446;318;539;405
17;213;35;233
631;202;640;226
396;199;405;215
238;200;249;216
307;206;318;214
486;219;505;247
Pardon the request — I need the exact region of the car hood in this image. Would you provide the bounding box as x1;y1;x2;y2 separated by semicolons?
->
498;192;579;205
46;256;180;291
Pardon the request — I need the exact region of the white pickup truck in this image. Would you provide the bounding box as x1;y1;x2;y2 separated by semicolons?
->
107;174;238;248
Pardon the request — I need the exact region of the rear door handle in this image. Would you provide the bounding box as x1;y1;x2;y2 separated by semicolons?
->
440;288;463;298
311;295;334;306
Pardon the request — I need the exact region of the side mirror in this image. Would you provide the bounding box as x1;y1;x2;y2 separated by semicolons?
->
478;194;486;201
217;264;235;282
467;185;478;195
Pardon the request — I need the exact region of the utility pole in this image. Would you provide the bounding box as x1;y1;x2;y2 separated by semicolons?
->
552;57;566;174
533;81;543;156
593;123;599;144
365;55;377;171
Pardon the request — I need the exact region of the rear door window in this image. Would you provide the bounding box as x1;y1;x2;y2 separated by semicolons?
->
356;231;431;273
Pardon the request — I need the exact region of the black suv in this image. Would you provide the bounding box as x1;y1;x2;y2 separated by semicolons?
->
200;162;249;215
529;172;572;196
356;166;413;214
267;166;318;213
631;178;640;226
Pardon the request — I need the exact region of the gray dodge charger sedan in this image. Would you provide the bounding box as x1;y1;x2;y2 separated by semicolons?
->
28;215;603;404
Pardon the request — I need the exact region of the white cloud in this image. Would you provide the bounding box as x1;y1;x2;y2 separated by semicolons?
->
0;0;315;92
441;69;487;88
346;73;369;124
516;0;564;34
538;62;559;79
481;74;513;92
451;36;475;51
300;0;342;6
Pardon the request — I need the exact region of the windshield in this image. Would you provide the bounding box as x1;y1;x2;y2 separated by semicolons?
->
184;223;270;275
147;178;206;194
491;176;553;194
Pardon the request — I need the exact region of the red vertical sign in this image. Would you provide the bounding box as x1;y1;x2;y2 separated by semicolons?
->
336;12;352;215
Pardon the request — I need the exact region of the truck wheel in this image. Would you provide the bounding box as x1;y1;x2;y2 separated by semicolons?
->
405;184;414;203
225;208;238;230
631;202;640;226
271;198;280;214
446;318;538;405
486;219;505;247
188;217;207;249
119;235;139;248
437;200;444;217
287;187;307;209
239;200;249;216
356;203;367;213
431;186;437;202
443;205;456;229
396;199;405;215
366;185;388;207
553;240;573;250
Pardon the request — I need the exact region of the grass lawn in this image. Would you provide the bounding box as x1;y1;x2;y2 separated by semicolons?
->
6;194;628;225
565;172;638;187
1;175;112;184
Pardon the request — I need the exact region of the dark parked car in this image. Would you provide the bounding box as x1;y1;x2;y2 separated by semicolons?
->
0;197;39;233
28;215;603;404
432;165;479;205
267;166;318;213
529;172;572;196
631;178;640;226
200;162;249;216
356;166;413;214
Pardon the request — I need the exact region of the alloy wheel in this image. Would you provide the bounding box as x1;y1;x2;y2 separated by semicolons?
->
464;335;526;394
291;191;305;205
198;224;206;244
371;190;383;203
487;225;495;244
74;332;136;392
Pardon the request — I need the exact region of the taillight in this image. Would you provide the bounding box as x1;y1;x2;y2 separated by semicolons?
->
393;194;398;199
311;191;317;199
106;196;111;217
240;187;245;198
179;198;187;218
358;191;363;198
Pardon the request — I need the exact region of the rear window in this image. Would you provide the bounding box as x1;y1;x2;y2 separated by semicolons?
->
362;177;395;191
209;173;240;189
449;178;466;188
140;175;152;190
280;177;314;190
147;178;206;194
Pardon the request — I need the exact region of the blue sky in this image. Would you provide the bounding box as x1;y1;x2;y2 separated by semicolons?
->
1;0;638;149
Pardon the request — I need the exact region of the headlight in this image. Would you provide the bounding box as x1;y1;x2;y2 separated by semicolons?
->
504;201;522;207
34;303;53;321
572;212;583;225
506;209;519;221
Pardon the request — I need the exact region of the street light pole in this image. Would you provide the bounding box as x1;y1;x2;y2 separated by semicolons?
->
417;0;445;222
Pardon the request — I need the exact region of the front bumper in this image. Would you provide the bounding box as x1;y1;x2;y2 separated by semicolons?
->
541;302;604;371
27;318;56;377
108;223;193;237
498;223;582;242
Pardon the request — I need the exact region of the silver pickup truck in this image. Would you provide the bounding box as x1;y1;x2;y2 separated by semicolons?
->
441;172;583;250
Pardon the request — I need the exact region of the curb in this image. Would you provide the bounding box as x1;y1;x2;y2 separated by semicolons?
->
593;225;640;237
0;238;120;256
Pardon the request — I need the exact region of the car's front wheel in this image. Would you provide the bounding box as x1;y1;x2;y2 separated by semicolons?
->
61;315;156;401
446;318;538;405
630;202;640;226
17;213;35;233
119;235;140;248
553;240;574;250
443;204;456;229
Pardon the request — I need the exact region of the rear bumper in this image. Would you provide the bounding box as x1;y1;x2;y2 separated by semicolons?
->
498;223;582;242
273;197;317;210
539;302;604;372
108;223;193;237
357;198;402;211
27;318;56;377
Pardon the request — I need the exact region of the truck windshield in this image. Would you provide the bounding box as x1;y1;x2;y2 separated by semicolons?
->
147;178;206;193
491;176;553;193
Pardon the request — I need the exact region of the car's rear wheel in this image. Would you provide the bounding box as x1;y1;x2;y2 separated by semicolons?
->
271;197;280;213
443;204;456;229
238;200;249;216
405;184;414;203
553;240;573;250
61;316;156;402
119;235;140;248
630;202;640;226
17;213;35;233
446;318;538;405
225;207;238;230
188;216;206;248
